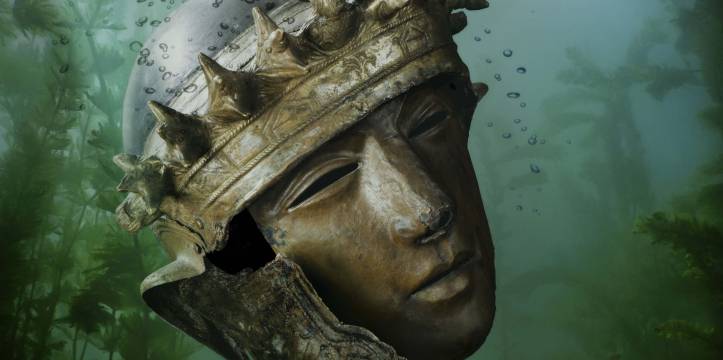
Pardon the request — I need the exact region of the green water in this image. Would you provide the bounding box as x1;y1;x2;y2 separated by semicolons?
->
0;0;721;359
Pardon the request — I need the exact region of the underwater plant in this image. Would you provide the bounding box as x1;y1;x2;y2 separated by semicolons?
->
0;1;200;359
635;0;723;356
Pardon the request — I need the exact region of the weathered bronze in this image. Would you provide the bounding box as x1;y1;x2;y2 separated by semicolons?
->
116;0;495;358
249;78;495;360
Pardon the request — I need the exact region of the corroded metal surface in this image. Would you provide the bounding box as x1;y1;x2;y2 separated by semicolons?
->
144;257;404;359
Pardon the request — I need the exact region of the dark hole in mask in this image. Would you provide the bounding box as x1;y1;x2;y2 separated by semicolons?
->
288;162;359;209
409;111;448;138
206;209;275;274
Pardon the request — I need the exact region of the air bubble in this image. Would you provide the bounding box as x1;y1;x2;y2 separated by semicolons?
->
506;92;520;99
136;16;148;26
503;49;513;57
129;41;143;52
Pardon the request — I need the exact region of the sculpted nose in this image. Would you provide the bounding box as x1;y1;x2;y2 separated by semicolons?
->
412;205;455;245
363;136;454;245
427;205;453;228
391;193;454;246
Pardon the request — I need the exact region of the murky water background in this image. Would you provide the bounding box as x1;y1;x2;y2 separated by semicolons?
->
0;0;720;359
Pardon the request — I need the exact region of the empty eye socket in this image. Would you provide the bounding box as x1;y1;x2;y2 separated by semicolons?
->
288;162;359;209
408;111;449;139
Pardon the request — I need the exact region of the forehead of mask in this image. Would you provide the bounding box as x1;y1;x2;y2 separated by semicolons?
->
249;75;476;217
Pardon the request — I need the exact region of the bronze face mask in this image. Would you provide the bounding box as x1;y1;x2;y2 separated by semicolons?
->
249;77;495;360
114;0;495;358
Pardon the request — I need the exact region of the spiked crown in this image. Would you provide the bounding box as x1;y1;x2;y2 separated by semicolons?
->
115;0;489;291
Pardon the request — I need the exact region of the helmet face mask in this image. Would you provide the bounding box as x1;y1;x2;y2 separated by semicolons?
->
116;0;495;358
248;76;495;359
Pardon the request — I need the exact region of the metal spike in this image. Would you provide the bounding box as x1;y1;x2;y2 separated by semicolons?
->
252;7;278;45
449;12;467;35
116;194;161;234
117;175;137;193
310;0;346;18
196;53;256;120
113;153;140;173
147;101;210;166
198;54;239;112
304;2;360;51
366;0;409;19
256;29;308;77
447;0;489;11
198;53;228;90
147;100;185;126
472;82;488;103
113;156;171;212
268;29;288;53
